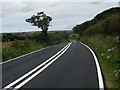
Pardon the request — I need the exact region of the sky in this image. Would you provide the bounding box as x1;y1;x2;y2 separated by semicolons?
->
0;0;119;33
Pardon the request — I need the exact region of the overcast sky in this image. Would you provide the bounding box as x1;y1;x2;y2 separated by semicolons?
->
0;0;119;33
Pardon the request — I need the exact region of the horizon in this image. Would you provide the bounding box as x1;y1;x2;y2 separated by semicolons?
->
1;29;72;34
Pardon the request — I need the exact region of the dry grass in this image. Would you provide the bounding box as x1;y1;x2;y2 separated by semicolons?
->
2;42;13;49
2;40;47;61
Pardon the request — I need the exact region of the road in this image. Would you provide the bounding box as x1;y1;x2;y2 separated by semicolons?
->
2;42;104;89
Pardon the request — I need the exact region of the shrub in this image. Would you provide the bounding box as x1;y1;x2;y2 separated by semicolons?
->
83;21;104;36
12;39;32;49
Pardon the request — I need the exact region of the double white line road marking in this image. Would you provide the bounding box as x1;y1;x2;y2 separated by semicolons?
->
3;42;72;90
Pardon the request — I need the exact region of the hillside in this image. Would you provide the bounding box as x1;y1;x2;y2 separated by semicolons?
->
73;7;120;36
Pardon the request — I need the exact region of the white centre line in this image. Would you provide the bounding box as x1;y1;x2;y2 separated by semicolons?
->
15;42;72;89
3;42;72;89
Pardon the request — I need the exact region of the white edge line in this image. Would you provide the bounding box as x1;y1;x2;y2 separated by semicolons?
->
1;46;49;64
3;42;71;89
1;43;66;64
80;42;104;89
14;42;72;89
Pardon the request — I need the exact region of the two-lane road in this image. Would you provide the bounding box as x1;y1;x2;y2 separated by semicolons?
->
2;42;104;89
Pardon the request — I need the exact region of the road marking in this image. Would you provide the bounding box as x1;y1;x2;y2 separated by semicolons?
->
3;42;72;89
80;42;104;89
15;42;72;89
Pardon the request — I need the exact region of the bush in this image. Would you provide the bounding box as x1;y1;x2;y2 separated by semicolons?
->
12;40;24;49
47;31;69;45
103;14;120;35
12;39;33;49
83;21;104;36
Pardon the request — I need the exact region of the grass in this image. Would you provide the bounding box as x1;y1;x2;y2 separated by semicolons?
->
2;42;13;49
2;40;47;62
80;34;120;89
2;31;69;62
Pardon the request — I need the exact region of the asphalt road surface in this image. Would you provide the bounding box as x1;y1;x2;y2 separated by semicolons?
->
2;42;104;89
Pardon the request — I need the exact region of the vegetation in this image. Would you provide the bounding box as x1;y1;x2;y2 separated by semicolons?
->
26;12;52;41
73;7;120;88
73;7;120;36
2;31;69;62
80;35;120;88
2;39;47;62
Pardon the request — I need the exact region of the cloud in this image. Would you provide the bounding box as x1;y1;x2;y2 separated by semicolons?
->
2;0;120;2
1;1;118;33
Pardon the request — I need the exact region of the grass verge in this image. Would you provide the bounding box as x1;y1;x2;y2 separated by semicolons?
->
2;40;47;62
80;34;120;89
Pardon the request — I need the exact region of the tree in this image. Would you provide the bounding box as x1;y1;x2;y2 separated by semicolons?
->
25;12;52;40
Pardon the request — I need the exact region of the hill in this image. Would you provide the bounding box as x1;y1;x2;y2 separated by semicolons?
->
73;7;120;36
